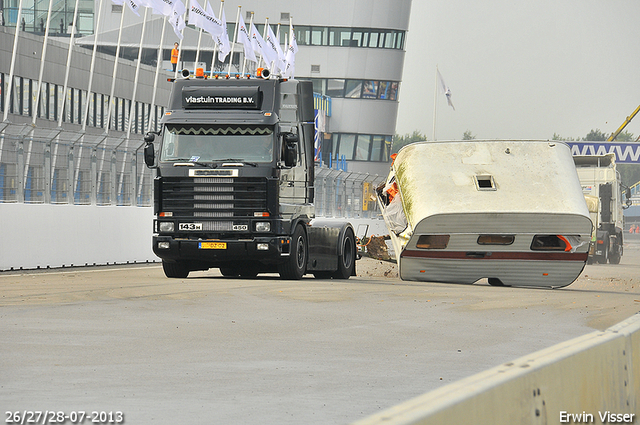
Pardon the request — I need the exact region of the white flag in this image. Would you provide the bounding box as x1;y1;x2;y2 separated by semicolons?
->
206;3;230;63
155;0;176;16
125;0;141;16
169;0;186;39
139;0;164;15
189;0;223;38
251;22;278;67
237;13;256;63
265;24;285;74
437;69;455;110
282;26;298;79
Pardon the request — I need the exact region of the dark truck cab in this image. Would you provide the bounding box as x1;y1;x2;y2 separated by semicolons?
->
144;76;356;279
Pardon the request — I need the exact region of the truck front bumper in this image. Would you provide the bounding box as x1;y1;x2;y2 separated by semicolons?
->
152;235;291;264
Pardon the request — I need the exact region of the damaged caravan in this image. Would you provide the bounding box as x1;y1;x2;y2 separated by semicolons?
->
377;141;592;288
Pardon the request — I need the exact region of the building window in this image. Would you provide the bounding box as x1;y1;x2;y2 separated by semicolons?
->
354;135;372;160
345;80;362;98
330;133;392;162
336;134;356;159
326;79;345;97
362;81;378;99
294;26;405;50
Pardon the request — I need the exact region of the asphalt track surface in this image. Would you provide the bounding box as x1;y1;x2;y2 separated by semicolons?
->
1;243;639;424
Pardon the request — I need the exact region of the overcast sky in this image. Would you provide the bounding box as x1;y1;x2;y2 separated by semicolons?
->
395;0;640;142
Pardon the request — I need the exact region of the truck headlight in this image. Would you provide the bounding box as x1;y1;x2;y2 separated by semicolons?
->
158;241;170;249
255;222;270;232
159;222;175;232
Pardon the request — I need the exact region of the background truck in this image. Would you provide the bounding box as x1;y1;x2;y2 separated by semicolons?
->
573;154;633;264
143;74;356;279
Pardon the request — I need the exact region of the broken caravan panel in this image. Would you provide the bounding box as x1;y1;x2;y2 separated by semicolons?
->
377;140;592;288
145;77;357;279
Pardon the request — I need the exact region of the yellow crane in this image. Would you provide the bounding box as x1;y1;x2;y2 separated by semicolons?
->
608;104;640;141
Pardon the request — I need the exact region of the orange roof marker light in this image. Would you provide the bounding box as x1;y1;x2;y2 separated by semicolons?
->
195;67;205;78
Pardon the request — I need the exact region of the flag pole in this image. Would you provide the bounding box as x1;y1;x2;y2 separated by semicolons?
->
432;65;438;141
2;0;25;122
32;0;56;126
148;16;168;133
81;0;105;130
208;0;224;76
105;4;127;134
241;12;254;76
226;5;240;76
59;0;81;127
257;17;268;69
173;3;187;79
194;0;208;67
126;7;149;138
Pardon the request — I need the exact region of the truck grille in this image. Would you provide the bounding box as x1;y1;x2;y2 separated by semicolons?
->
161;176;267;219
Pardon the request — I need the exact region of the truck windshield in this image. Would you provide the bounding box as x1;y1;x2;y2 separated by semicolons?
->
160;124;274;163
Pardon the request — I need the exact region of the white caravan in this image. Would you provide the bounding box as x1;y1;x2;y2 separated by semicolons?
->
377;140;592;288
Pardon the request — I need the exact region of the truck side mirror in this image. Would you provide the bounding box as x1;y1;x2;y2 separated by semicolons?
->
626;188;632;207
283;132;298;167
144;133;156;168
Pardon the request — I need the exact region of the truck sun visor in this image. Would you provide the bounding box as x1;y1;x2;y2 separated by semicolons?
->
166;125;273;136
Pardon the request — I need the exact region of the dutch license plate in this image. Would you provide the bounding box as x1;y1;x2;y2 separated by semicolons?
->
199;242;227;250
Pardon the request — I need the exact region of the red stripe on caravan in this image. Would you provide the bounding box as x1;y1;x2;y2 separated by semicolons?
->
401;250;588;262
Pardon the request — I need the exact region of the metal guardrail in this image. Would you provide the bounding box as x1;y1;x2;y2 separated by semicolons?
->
0;123;152;206
0;123;388;218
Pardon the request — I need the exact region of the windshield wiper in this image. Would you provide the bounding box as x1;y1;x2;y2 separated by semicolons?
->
218;159;258;167
168;159;218;168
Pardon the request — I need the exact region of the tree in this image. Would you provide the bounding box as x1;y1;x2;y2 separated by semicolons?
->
392;130;427;153
583;129;607;141
552;133;577;141
462;130;476;140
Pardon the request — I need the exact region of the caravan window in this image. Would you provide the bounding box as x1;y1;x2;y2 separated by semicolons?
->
416;235;450;249
477;235;515;245
530;235;569;251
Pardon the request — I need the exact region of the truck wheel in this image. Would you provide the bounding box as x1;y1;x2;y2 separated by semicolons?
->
239;266;259;278
278;225;307;280
332;228;356;279
163;261;190;278
597;246;609;264
219;267;239;277
609;243;622;264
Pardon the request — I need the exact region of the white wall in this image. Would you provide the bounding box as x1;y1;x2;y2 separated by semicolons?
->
353;313;640;425
0;204;157;271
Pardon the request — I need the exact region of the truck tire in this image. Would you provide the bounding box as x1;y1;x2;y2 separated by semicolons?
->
597;245;609;264
278;225;307;280
163;260;190;278
609;239;622;264
219;267;239;277
332;228;356;279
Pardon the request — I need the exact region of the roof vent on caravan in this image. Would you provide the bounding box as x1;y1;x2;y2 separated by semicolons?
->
475;175;495;191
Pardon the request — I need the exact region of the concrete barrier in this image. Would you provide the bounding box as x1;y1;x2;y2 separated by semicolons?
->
0;203;157;270
353;313;640;425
